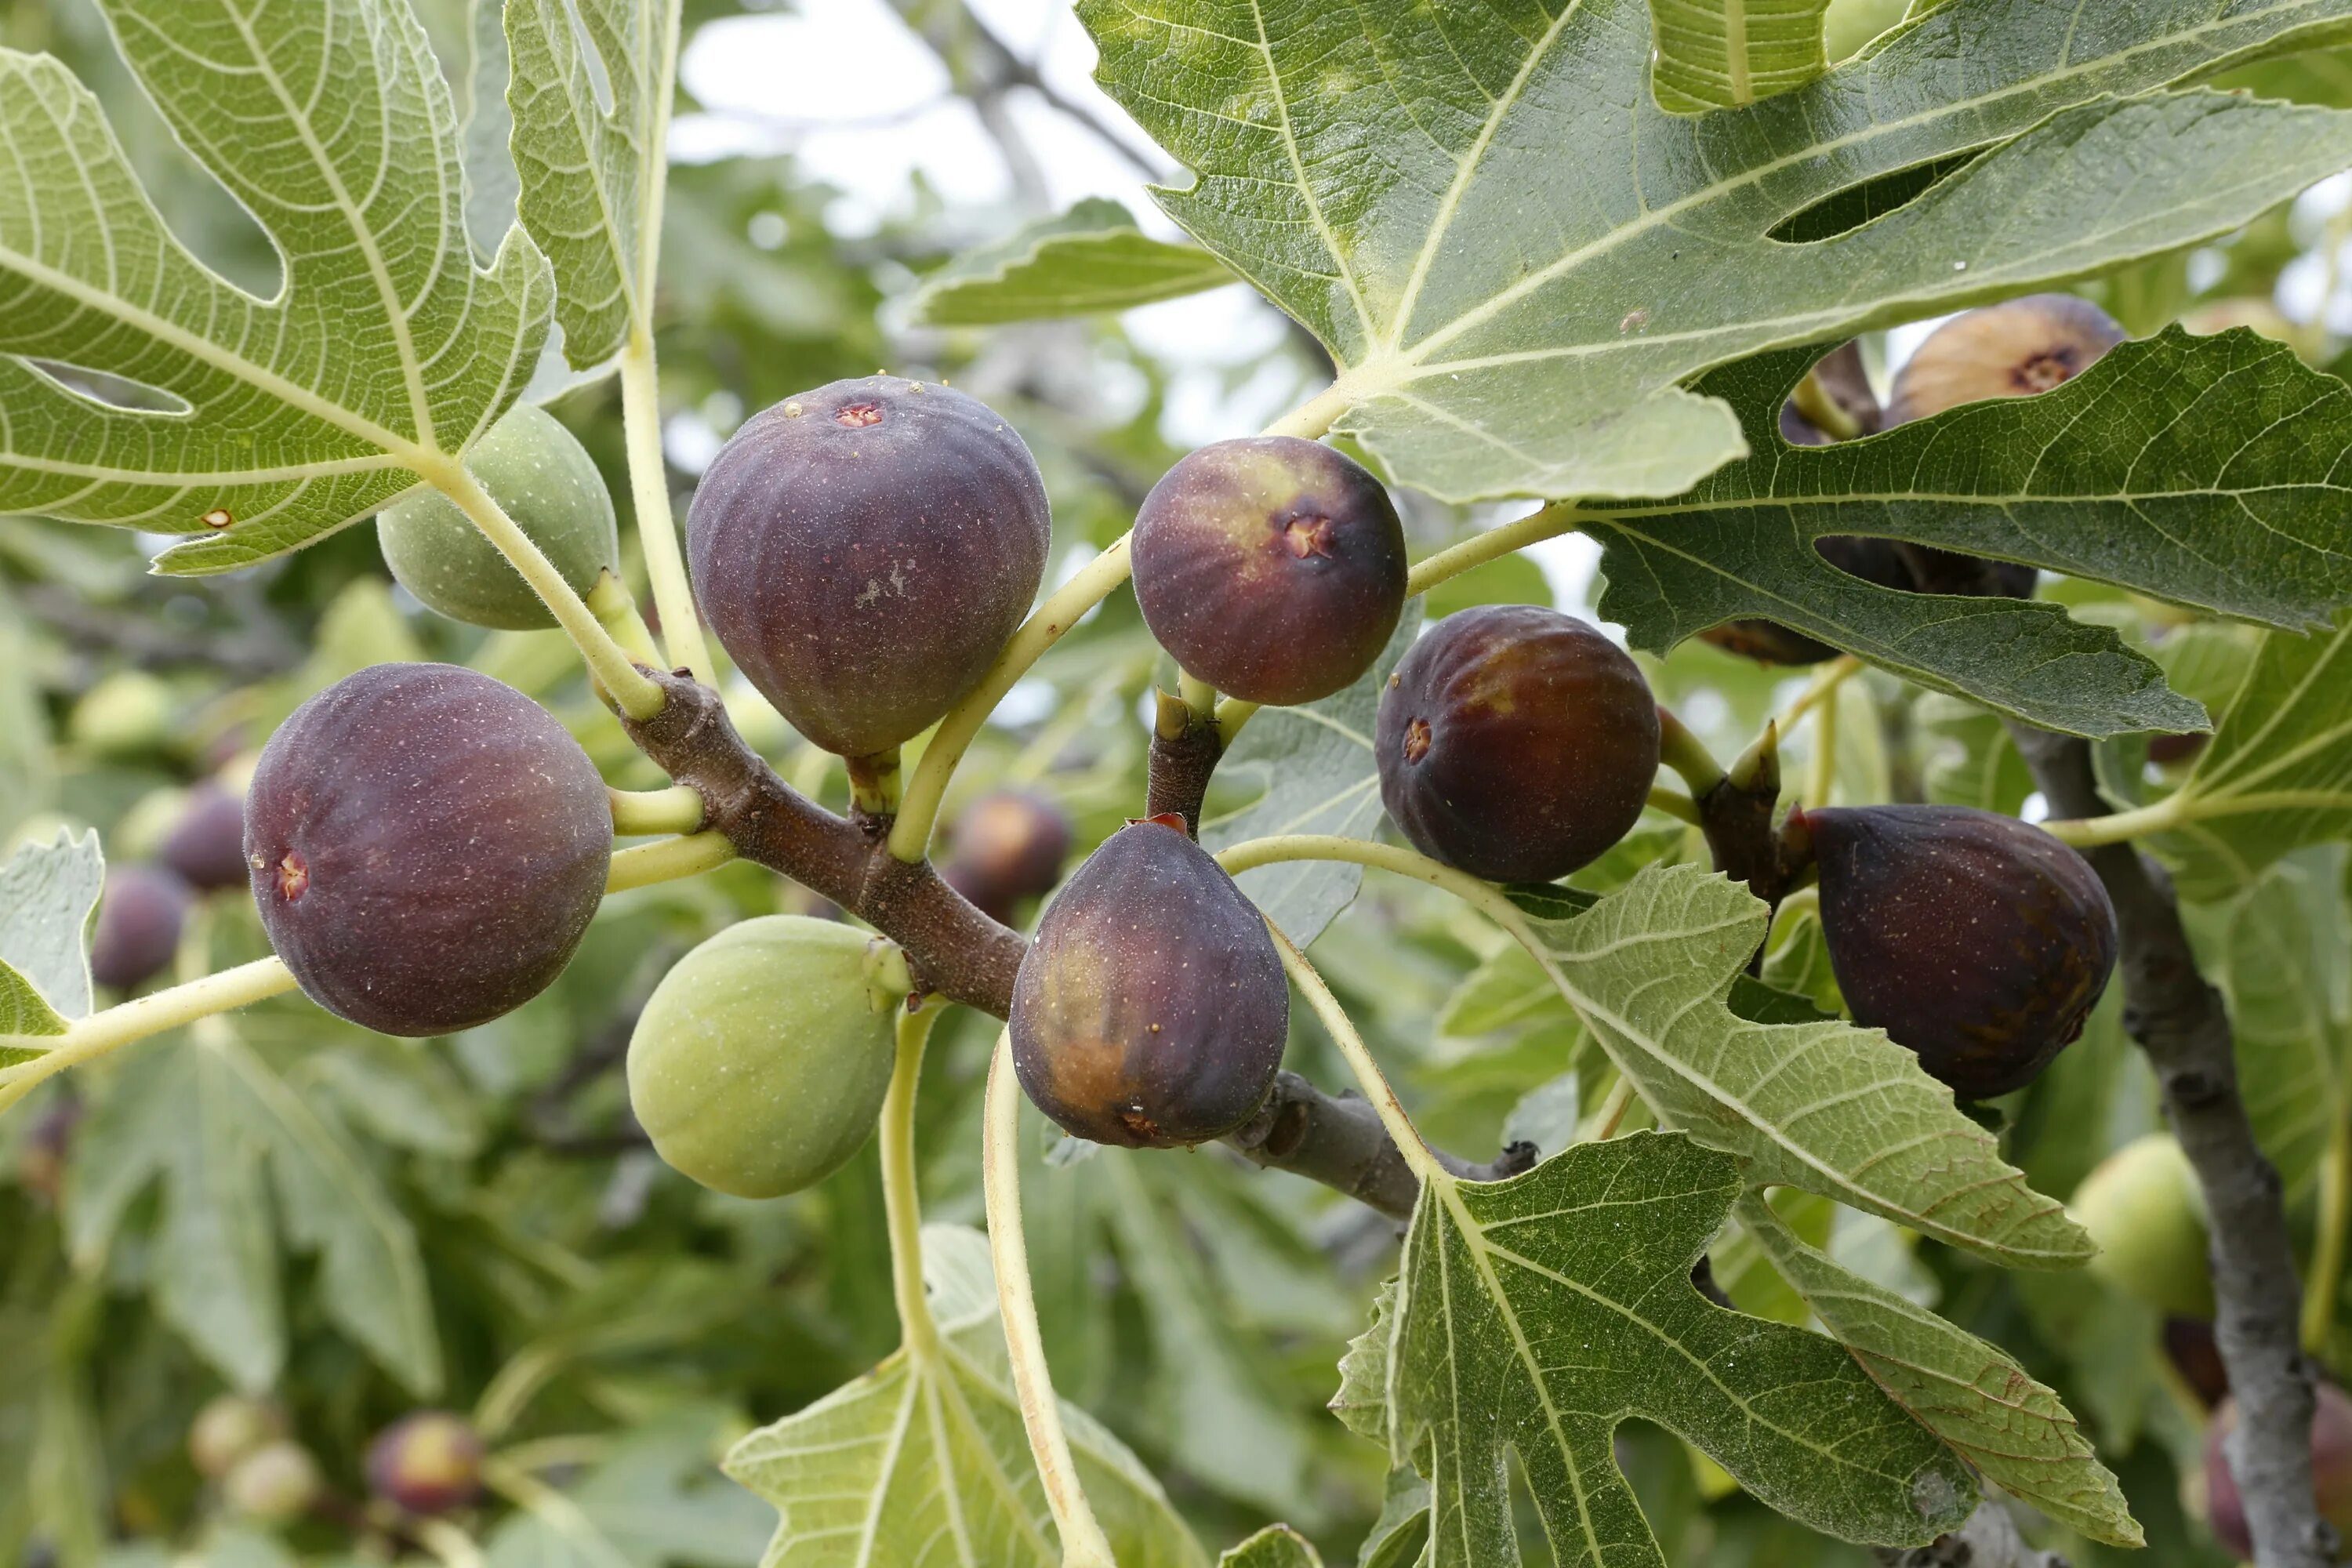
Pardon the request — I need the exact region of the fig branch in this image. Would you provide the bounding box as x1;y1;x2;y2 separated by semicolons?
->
2009;723;2333;1568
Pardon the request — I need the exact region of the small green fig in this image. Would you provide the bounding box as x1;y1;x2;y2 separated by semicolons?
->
377;402;619;631
188;1395;285;1480
1804;804;2117;1098
627;916;904;1199
1375;605;1660;882
1011;816;1288;1148
222;1439;321;1522
687;377;1051;759
365;1410;485;1515
70;670;173;759
2073;1132;2213;1319
2205;1383;2352;1560
1131;436;1407;704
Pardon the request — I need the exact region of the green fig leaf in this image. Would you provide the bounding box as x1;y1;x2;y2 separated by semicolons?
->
911;199;1236;325
0;828;102;1040
1647;0;1830;113
1218;1526;1322;1568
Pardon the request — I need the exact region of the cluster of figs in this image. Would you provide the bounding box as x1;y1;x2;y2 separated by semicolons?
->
125;296;2132;1204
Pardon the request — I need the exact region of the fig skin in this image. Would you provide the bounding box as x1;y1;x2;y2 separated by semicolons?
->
1375;605;1661;883
365;1410;486;1515
687;376;1051;759
1131;436;1407;705
2205;1384;2352;1560
89;865;191;990
1805;804;2118;1098
1011;817;1288;1149
940;788;1073;923
2072;1132;2213;1318
377;403;619;631
161;783;249;891
626;916;900;1200
1887;293;2126;426
245;664;611;1036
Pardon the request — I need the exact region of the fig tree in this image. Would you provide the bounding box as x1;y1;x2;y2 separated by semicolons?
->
626;916;904;1200
2205;1383;2352;1559
245;663;611;1036
1375;605;1661;882
2072;1132;2213;1318
161;783;249;892
89;865;190;990
1887;294;2125;426
1802;804;2117;1098
1130;436;1406;704
365;1410;485;1515
940;788;1073;923
1011;815;1287;1148
686;377;1051;760
376;402;619;631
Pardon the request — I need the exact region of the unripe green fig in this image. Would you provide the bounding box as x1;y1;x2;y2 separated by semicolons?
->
222;1439;321;1522
1375;605;1661;882
70;670;172;759
2072;1133;2213;1318
1803;804;2116;1098
161;783;249;891
1131;436;1407;705
2205;1384;2352;1559
1011;816;1287;1148
687;377;1051;759
365;1410;485;1515
89;865;191;990
940;789;1073;923
1887;294;2125;426
245;664;611;1036
377;402;619;631
627;916;904;1199
188;1395;285;1480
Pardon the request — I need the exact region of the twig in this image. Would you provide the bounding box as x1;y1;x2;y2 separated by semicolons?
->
1875;1499;2068;1568
2009;722;2331;1568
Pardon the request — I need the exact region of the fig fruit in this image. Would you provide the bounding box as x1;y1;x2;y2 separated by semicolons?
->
2205;1383;2352;1560
70;670;172;759
161;783;249;892
687;377;1051;760
365;1410;485;1515
89;865;191;990
188;1395;285;1481
1130;436;1407;704
245;664;611;1036
222;1439;321;1522
376;402;619;631
626;916;902;1199
1375;605;1661;882
1804;804;2117;1098
2072;1131;2213;1319
939;789;1073;923
1888;295;2125;426
1699;535;1917;666
1011;816;1287;1148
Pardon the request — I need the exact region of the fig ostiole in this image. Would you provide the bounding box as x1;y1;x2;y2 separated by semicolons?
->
1131;435;1407;706
627;916;907;1200
377;401;619;631
1887;293;2126;426
1802;803;2118;1098
1011;816;1288;1149
245;663;612;1036
1376;604;1661;882
687;376;1051;759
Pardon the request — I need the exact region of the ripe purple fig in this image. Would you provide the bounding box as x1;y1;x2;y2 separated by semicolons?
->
1011;815;1287;1148
245;664;610;1036
161;784;249;892
687;377;1050;760
1375;605;1661;882
940;789;1074;923
365;1410;485;1515
1131;436;1406;705
2205;1384;2352;1559
1802;804;2117;1098
1888;294;2125;426
89;865;191;990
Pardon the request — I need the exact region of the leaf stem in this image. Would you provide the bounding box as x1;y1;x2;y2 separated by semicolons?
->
587;570;662;666
0;957;297;1113
1261;381;1353;441
883;1003;945;1362
1217;833;1514;920
1269;924;1442;1186
618;336;713;682
426;457;666;719
1405;502;1583;598
2304;1107;2352;1353
982;1029;1118;1568
1806;675;1841;809
2037;794;2187;848
1214;695;1261;749
1775;655;1861;735
608;785;705;836
604;831;735;891
889;536;1134;862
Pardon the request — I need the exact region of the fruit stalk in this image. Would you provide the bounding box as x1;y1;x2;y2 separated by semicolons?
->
2009;722;2332;1568
882;1004;945;1361
619;337;715;683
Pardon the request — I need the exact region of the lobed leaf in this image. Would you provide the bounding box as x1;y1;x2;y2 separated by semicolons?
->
1083;0;2352;506
0;0;550;572
909;199;1236;325
0;828;102;1034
